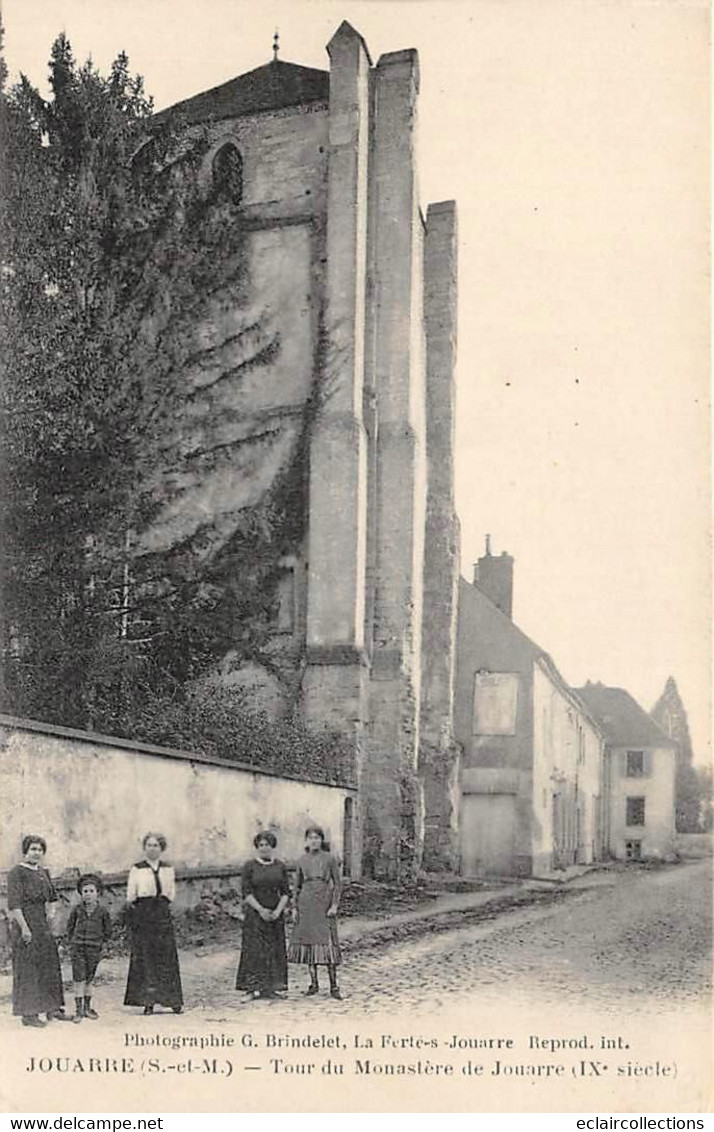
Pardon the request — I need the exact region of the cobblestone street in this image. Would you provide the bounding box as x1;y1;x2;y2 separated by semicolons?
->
1;860;710;1113
194;859;712;1021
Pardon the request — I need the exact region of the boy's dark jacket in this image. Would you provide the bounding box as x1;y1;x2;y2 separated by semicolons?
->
66;903;112;946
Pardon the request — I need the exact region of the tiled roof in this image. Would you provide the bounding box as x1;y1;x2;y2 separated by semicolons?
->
457;578;604;733
574;684;677;749
154;59;329;126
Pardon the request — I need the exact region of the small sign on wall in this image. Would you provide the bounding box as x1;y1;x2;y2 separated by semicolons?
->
473;671;519;736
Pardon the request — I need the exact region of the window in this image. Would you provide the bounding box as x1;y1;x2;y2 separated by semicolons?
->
625;840;642;861
626;796;645;827
276;570;295;632
211;143;243;205
473;671;519;736
626;750;645;777
271;557;298;634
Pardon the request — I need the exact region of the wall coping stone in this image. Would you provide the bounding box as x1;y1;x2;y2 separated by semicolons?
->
0;713;357;791
0;862;309;893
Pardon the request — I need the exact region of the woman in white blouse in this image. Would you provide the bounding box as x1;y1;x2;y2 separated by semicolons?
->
123;833;183;1015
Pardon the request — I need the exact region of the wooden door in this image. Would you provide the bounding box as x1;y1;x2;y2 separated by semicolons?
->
460;793;517;877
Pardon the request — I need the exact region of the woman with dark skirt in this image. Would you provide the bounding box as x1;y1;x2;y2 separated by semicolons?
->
288;826;342;999
7;835;75;1027
124;832;183;1015
235;832;290;1001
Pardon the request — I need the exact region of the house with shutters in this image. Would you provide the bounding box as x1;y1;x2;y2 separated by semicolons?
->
575;682;677;862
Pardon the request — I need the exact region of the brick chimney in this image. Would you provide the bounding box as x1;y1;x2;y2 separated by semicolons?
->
473;535;514;618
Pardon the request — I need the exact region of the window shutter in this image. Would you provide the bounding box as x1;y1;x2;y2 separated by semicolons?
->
644;749;653;777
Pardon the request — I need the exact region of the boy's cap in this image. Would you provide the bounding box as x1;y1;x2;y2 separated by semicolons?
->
76;872;103;894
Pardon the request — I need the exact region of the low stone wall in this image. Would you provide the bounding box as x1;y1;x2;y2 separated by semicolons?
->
675;832;713;858
0;713;357;963
0;714;357;962
0;714;355;876
0;864;251;962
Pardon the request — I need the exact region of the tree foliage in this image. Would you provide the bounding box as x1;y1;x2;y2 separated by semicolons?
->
650;676;702;832
112;682;355;787
695;764;713;833
0;33;347;781
1;34;156;724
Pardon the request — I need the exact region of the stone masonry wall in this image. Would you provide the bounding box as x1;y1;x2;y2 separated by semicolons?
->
142;26;462;884
302;24;373;876
419;201;461;871
362;48;428;881
134;103;331;722
0;716;355;897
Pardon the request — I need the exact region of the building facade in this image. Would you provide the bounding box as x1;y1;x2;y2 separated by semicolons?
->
576;684;677;861
147;23;460;880
455;543;677;876
455;543;606;877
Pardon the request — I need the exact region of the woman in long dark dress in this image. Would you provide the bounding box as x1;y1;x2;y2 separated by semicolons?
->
235;832;290;1000
124;832;183;1015
7;835;74;1027
287;825;342;999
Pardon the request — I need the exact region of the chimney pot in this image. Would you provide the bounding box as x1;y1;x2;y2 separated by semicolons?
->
473;540;514;618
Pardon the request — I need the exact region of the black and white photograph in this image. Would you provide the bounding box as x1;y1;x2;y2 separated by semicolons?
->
0;0;710;1116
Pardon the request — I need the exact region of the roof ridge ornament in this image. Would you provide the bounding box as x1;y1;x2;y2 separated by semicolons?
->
272;29;280;62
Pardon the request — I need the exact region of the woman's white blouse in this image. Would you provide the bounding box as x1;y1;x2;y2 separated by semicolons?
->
126;863;176;903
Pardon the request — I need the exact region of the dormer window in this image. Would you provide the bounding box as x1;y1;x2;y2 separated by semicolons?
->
211;143;243;205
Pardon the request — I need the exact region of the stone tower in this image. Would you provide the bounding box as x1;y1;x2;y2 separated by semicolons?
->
156;21;460;880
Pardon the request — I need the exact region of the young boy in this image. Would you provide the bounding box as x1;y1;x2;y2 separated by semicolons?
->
66;873;112;1021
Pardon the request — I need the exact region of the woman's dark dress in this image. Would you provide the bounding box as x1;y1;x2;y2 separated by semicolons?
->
124;862;183;1010
7;864;65;1017
235;859;290;995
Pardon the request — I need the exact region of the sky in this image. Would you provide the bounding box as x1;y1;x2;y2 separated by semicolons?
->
2;0;710;762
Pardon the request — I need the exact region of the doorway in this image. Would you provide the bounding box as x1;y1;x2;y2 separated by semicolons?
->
460;793;517;877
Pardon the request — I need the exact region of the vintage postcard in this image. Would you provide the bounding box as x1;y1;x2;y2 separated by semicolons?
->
0;0;710;1116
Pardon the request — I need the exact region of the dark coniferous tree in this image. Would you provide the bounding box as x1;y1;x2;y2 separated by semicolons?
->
650;677;701;832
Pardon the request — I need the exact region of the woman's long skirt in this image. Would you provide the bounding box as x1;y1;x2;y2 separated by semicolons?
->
124;897;183;1009
235;909;288;994
11;911;64;1017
